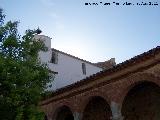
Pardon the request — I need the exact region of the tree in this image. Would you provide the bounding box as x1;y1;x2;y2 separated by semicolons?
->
0;8;53;120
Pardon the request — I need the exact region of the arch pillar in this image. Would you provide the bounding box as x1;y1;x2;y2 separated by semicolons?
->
73;112;83;120
47;117;52;120
111;102;123;120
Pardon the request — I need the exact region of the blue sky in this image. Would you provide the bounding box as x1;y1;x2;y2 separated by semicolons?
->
1;0;160;63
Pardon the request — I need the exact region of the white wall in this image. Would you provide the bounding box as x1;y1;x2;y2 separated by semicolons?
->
47;52;102;90
34;35;102;90
34;35;52;63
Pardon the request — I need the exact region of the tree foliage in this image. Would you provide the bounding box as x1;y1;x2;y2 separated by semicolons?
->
0;8;53;120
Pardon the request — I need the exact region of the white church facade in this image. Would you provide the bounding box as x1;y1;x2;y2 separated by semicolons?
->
34;35;115;90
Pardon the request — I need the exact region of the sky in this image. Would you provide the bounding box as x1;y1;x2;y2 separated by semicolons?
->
0;0;160;63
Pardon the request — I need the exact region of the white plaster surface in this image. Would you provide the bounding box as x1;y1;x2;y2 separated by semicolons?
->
34;35;102;90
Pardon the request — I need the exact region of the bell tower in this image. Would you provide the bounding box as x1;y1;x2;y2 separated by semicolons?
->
34;35;52;63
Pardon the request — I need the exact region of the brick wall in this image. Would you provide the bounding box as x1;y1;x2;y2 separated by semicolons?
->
40;52;160;120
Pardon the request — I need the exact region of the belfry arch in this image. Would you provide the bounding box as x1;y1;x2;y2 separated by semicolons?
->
82;96;112;120
53;105;74;120
122;81;160;120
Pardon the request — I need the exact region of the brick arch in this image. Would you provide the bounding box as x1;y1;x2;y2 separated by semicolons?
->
78;90;111;113
118;72;160;107
44;115;48;120
81;95;112;120
51;104;73;120
51;101;75;120
121;77;160;119
39;105;51;120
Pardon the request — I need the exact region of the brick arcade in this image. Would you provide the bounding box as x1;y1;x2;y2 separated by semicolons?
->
40;46;160;120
